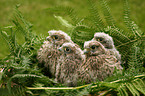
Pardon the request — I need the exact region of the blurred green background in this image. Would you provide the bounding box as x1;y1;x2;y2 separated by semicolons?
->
0;0;145;59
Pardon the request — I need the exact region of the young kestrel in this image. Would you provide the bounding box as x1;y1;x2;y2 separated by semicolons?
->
80;40;122;83
92;32;121;61
37;30;73;77
55;42;85;86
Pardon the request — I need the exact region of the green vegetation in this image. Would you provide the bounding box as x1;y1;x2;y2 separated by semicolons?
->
0;0;145;95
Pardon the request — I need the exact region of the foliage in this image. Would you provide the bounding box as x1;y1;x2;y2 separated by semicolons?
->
0;5;56;95
0;0;145;95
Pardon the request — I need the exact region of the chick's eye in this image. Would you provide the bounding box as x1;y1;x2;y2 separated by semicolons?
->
96;37;103;42
65;48;70;52
55;36;58;39
53;36;58;40
91;46;96;49
99;38;103;41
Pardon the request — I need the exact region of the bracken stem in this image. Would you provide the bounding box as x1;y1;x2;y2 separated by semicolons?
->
116;35;145;48
26;74;145;90
26;84;91;90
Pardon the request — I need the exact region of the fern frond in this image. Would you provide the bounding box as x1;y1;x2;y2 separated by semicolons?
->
104;26;131;44
14;5;33;33
1;31;12;52
104;26;132;59
6;74;47;93
12;18;28;41
126;83;140;96
6;74;39;93
11;86;26;96
47;6;82;25
99;0;115;27
117;84;128;96
117;78;145;96
76;85;91;96
12;5;33;42
26;74;145;95
124;0;132;33
0;86;26;96
130;21;143;37
128;46;144;70
132;78;145;95
118;85;125;96
87;0;104;31
1;29;18;57
6;73;57;93
104;25;145;61
74;25;95;37
54;15;74;29
123;0;142;38
71;25;95;47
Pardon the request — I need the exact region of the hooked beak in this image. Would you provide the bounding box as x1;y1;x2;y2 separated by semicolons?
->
91;38;96;41
92;38;100;42
97;39;100;42
46;36;51;41
83;49;89;54
58;47;62;52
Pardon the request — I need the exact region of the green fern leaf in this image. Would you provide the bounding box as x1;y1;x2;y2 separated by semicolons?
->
1;31;12;51
76;85;91;96
123;0;142;38
127;45;144;72
126;83;140;96
100;0;115;27
121;84;128;96
132;79;145;95
118;87;125;96
117;84;128;96
87;0;104;31
47;6;82;25
12;6;33;42
1;30;18;56
12;19;28;41
54;15;74;28
14;5;33;33
104;26;131;45
7;74;42;93
130;21;142;37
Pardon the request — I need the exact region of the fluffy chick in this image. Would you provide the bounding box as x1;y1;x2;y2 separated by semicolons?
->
37;30;73;77
55;42;85;86
92;32;121;61
80;40;122;83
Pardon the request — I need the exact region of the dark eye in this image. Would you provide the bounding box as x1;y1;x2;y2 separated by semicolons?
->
53;35;58;40
54;36;58;39
99;38;103;41
64;47;70;52
96;37;103;42
91;45;96;49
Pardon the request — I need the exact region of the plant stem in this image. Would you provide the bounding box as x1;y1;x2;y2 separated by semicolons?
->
26;74;145;90
26;84;91;90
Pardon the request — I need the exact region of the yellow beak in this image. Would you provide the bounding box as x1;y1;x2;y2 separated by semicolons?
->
46;36;51;41
83;49;90;54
